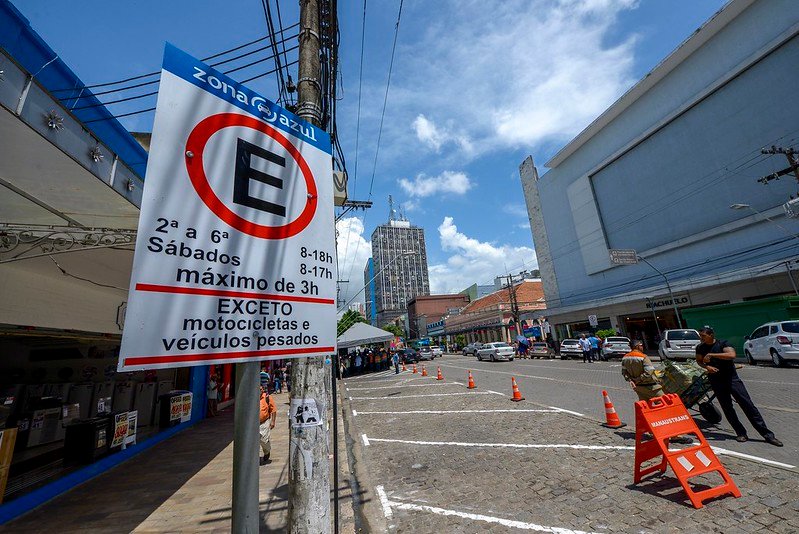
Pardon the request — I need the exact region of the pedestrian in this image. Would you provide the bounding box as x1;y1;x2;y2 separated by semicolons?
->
579;334;592;363
207;373;218;417
355;352;362;374
259;365;271;392
259;386;277;464
392;350;400;374
621;341;664;400
696;327;782;446
273;368;283;394
588;333;601;362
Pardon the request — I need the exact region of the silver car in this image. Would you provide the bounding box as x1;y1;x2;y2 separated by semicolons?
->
743;321;799;367
559;339;582;360
658;329;701;361
477;342;515;362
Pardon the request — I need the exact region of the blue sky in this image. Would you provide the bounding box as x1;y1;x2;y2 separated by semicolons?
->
14;0;728;304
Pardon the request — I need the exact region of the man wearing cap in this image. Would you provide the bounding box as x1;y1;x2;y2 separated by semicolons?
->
696;327;783;447
621;341;664;400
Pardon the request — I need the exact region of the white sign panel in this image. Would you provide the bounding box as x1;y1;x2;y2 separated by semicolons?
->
290;398;323;428
588;314;598;327
119;44;336;371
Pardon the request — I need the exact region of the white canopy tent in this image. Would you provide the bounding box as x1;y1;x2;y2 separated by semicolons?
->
337;322;395;349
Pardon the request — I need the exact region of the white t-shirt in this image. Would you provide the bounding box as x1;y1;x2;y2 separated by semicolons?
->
578;338;591;351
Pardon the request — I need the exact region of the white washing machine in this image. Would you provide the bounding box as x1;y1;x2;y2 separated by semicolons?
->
68;383;94;419
112;381;135;412
90;381;114;417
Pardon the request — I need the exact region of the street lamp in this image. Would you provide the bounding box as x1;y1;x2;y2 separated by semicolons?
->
730;203;799;295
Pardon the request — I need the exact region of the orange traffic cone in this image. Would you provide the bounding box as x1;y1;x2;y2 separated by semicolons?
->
510;377;525;402
401;362;407;372
421;365;428;377
436;367;444;381
467;371;476;389
601;390;626;428
412;364;417;374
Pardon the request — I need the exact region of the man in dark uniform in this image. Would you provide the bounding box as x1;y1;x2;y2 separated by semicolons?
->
695;327;782;446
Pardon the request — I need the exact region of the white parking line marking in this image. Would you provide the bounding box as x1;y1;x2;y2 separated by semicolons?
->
346;382;462;391
710;446;795;469
486;390;505;396
375;485;393;519
352;410;358;417
548;406;585;417
383;498;598;533
355;409;562;415
364;436;634;451
361;434;370;447
349;391;493;400
439;362;628;391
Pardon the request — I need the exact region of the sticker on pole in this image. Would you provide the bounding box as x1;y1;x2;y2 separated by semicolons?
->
118;44;336;371
290;398;323;428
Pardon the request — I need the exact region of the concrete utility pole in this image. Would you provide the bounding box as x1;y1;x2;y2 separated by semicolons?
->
289;0;331;532
505;274;521;341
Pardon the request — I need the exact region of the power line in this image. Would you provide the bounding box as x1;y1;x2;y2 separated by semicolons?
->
352;0;367;194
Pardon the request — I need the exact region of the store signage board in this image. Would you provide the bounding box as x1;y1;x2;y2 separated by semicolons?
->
588;314;599;327
609;249;639;265
118;44;336;371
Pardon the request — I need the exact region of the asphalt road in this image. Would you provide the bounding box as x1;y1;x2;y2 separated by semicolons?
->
436;353;799;468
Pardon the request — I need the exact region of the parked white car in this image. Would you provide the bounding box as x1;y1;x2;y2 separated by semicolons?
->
658;329;701;361
601;337;632;360
477;342;515;362
559;339;582;360
430;346;443;358
743;321;799;367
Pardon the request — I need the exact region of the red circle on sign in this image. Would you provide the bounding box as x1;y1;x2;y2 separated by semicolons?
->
185;113;317;239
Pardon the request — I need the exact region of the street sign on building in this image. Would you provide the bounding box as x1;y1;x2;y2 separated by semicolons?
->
588;314;599;327
609;249;639;265
118;44;336;371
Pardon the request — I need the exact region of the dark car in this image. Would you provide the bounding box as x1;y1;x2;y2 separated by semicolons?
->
400;348;420;363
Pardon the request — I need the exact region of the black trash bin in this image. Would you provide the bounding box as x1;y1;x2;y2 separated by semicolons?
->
64;416;110;465
158;391;187;429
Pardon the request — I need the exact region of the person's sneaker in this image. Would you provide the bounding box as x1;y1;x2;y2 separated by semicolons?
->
765;436;784;447
735;435;748;443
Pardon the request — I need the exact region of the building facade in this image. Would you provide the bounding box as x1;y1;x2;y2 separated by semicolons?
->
444;280;546;344
363;258;377;326
407;294;470;339
371;218;430;327
521;0;799;348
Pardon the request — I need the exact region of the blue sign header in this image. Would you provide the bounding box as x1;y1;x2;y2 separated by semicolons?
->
162;43;331;154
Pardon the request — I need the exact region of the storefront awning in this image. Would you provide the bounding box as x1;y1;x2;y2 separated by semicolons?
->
337;323;395;349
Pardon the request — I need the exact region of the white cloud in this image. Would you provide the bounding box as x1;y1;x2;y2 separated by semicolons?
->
412;114;474;154
398;171;473;198
428;217;538;293
336;217;372;307
377;0;639;160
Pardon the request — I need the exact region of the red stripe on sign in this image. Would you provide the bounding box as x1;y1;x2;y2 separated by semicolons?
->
124;346;336;366
135;283;335;305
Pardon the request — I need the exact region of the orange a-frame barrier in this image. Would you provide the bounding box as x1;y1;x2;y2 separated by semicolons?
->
634;394;740;509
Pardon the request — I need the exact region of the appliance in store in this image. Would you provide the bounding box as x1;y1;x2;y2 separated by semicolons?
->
68;383;94;419
154;381;174;427
90;381;114;417
159;391;185;429
42;383;72;402
112;381;135;413
26;397;65;447
133;382;157;427
63;416;110;464
0;384;25;429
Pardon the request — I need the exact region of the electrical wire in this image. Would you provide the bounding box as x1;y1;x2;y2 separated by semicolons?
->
352;0;367;193
48;256;128;291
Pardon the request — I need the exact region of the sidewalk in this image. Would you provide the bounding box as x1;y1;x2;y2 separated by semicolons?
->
1;392;356;533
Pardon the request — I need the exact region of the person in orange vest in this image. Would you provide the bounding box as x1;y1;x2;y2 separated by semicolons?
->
621;341;664;401
259;386;277;465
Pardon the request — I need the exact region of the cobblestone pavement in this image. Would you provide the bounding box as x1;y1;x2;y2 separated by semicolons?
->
342;366;799;533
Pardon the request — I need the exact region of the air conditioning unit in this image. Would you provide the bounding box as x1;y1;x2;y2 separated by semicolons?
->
333;171;347;207
784;197;799;219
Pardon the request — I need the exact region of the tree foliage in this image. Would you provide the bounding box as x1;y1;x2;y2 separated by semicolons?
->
337;309;368;336
381;323;404;338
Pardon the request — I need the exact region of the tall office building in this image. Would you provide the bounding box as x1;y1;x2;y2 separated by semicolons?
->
363;258;377;326
370;199;430;326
